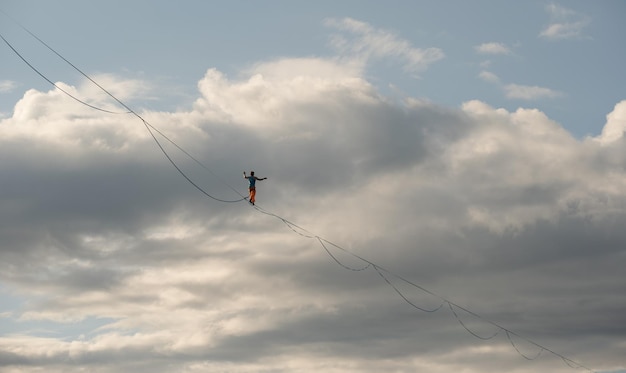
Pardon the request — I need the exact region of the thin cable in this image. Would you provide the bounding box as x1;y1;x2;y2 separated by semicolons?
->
138;119;246;203
0;33;128;114
10;12;247;201
140;119;246;203
138;120;246;203
317;236;371;272
505;330;544;361
251;206;596;372
447;301;499;340
0;19;245;204
253;204;316;238
374;265;443;312
5;12;131;112
562;357;586;369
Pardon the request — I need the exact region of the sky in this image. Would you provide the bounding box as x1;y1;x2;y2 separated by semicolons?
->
0;1;625;372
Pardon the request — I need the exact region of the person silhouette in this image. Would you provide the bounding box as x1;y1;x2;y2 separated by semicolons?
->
243;171;267;205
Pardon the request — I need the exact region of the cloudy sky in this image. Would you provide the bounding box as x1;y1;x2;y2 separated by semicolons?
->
1;1;625;372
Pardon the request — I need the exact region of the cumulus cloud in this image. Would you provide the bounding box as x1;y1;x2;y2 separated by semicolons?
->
1;58;625;373
324;17;444;75
595;100;626;144
540;3;590;40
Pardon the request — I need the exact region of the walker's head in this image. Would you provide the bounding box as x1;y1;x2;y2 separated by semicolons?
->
250;171;255;176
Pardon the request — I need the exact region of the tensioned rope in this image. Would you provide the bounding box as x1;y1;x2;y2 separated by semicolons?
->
0;32;127;114
250;204;594;371
264;209;594;370
0;13;597;373
0;17;245;204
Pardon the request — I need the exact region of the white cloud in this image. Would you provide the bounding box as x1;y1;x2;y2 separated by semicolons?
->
478;75;561;102
2;81;150;152
324;17;444;75
504;83;562;100
545;3;578;18
540;3;590;40
540;21;589;40
478;70;500;83
475;42;512;55
595;100;626;144
1;58;625;373
0;80;18;93
194;59;372;129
